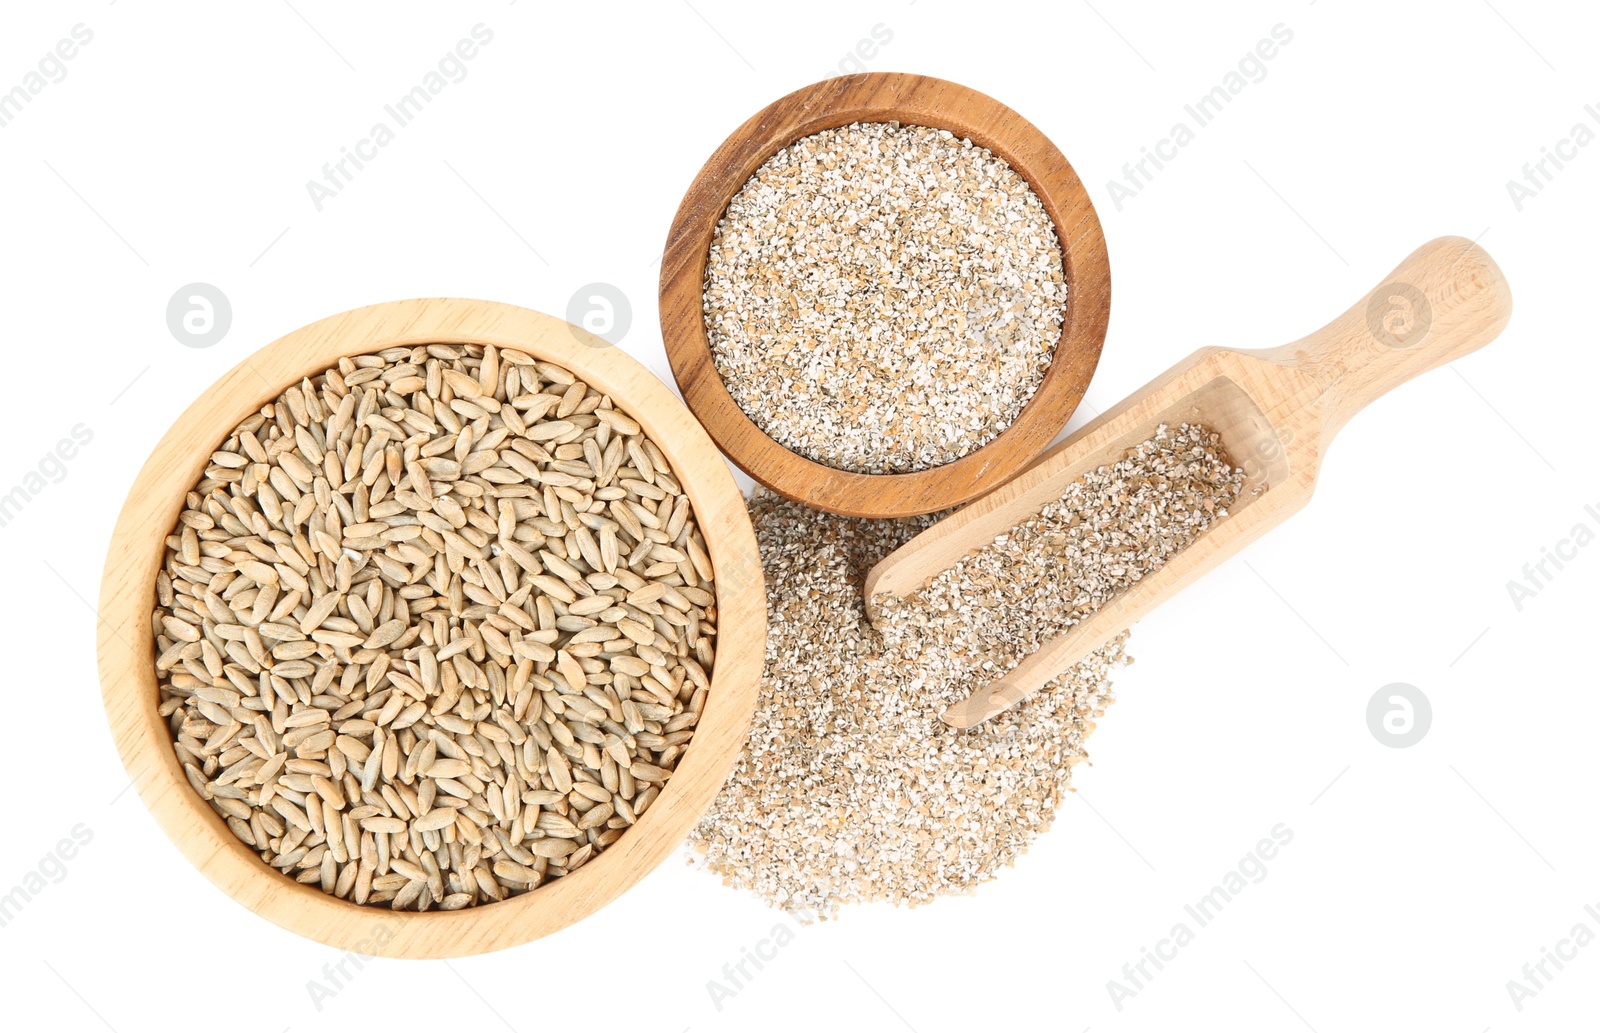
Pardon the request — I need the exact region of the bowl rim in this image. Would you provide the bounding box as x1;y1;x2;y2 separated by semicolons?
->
659;70;1111;518
96;298;766;958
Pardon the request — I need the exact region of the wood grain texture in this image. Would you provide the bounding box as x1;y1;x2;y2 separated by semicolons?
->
660;72;1110;517
863;237;1512;726
96;299;767;957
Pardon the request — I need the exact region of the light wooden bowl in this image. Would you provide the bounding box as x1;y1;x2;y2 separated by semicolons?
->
96;299;766;958
660;72;1111;518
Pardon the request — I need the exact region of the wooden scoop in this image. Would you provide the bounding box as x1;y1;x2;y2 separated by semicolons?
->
864;236;1512;728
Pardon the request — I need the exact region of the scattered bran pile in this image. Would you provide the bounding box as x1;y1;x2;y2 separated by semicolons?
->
692;424;1245;917
689;493;1124;918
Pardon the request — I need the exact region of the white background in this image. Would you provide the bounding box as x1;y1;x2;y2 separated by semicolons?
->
0;1;1592;1030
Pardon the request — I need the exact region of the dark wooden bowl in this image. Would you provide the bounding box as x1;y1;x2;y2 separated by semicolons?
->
659;72;1111;517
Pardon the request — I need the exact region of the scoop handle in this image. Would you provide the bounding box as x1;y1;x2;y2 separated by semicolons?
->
1264;235;1512;439
939;237;1513;729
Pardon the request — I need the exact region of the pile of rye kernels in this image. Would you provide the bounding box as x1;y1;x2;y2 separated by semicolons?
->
702;121;1067;474
690;424;1244;917
152;344;716;911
